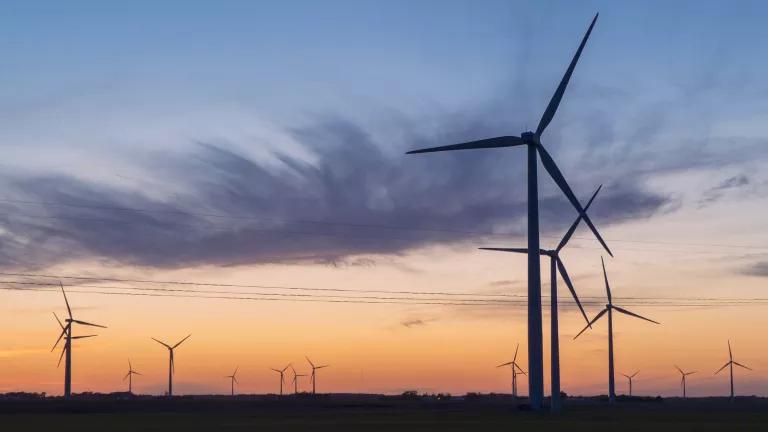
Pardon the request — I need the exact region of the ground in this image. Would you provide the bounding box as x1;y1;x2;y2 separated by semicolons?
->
1;396;766;431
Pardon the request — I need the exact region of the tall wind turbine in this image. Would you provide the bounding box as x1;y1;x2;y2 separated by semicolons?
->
482;185;602;411
291;365;306;394
575;258;658;404
496;342;526;398
306;357;329;395
151;334;191;396
621;371;639;397
675;365;696;398
271;365;290;396
51;282;106;398
123;358;142;394
715;340;752;401
406;13;608;409
226;367;239;396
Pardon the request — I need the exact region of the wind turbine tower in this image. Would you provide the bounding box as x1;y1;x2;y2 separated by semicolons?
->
715;340;752;401
226;367;239;396
575;258;659;404
306;357;329;395
675;365;696;398
407;13;607;409
151;334;191;396
51;282;106;398
123;359;142;394
496;342;527;398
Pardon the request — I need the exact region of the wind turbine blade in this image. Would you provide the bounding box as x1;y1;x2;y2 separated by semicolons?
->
478;247;531;254
71;319;107;328
733;361;752;371
129;358;132;370
406;136;525;154
271;368;281;373
621;373;629;379
496;361;513;368
317;365;329;369
728;340;732;361
52;327;68;352
57;345;66;367
233;367;239;376
171;356;175;375
573;308;608;339
124;372;130;381
535;13;599;136
151;337;171;349
686;371;697;376
305;356;315;368
71;335;97;339
556;258;590;325
536;143;612;256
172;334;192;349
134;371;143;376
632;371;639;378
612;306;659;324
601;256;612;303
674;365;683;375
60;282;73;319
556;185;602;252
513;342;519;363
515;364;527;375
715;362;731;374
53;312;65;330
233;376;238;384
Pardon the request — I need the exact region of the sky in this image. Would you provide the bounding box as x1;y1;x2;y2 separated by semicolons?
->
0;0;768;397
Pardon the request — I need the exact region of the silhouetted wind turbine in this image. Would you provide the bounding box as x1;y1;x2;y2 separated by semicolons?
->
574;258;658;404
291;365;306;394
621;371;639;397
306;357;329;395
151;334;191;397
715;340;752;401
675;365;696;398
124;358;142;394
271;365;290;396
496;342;526;398
406;13;607;409
482;185;601;411
226;367;239;396
51;282;106;398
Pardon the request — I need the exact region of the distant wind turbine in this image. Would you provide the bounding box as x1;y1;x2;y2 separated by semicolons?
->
226;367;239;396
51;282;106;398
715;340;752;401
291;365;306;394
575;258;659;404
271;365;290;396
496;343;526;398
621;371;639;397
151;334;191;397
123;358;142;394
406;13;608;409
675;365;696;398
306;357;329;395
482;184;602;411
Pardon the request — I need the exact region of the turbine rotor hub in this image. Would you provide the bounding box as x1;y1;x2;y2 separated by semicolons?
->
521;131;537;144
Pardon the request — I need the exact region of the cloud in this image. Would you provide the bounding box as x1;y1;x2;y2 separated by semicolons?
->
739;261;768;278
699;174;750;206
0;112;676;270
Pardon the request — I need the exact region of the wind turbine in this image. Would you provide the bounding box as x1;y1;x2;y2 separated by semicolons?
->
306;356;329;395
226;367;239;396
621;371;639;397
496;342;527;398
151;334;191;397
406;13;608;409
675;365;696;398
123;359;142;394
574;257;659;404
715;340;752;401
271;365;290;396
482;185;601;411
51;282;106;398
291;365;306;394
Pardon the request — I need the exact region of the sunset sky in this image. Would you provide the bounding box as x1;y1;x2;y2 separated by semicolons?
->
1;0;768;398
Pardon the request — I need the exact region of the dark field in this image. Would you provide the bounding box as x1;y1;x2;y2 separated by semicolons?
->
1;396;767;431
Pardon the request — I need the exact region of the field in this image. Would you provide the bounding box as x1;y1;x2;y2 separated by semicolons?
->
1;396;766;431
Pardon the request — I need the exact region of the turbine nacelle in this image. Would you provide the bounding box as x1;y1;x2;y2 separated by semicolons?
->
521;131;537;144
